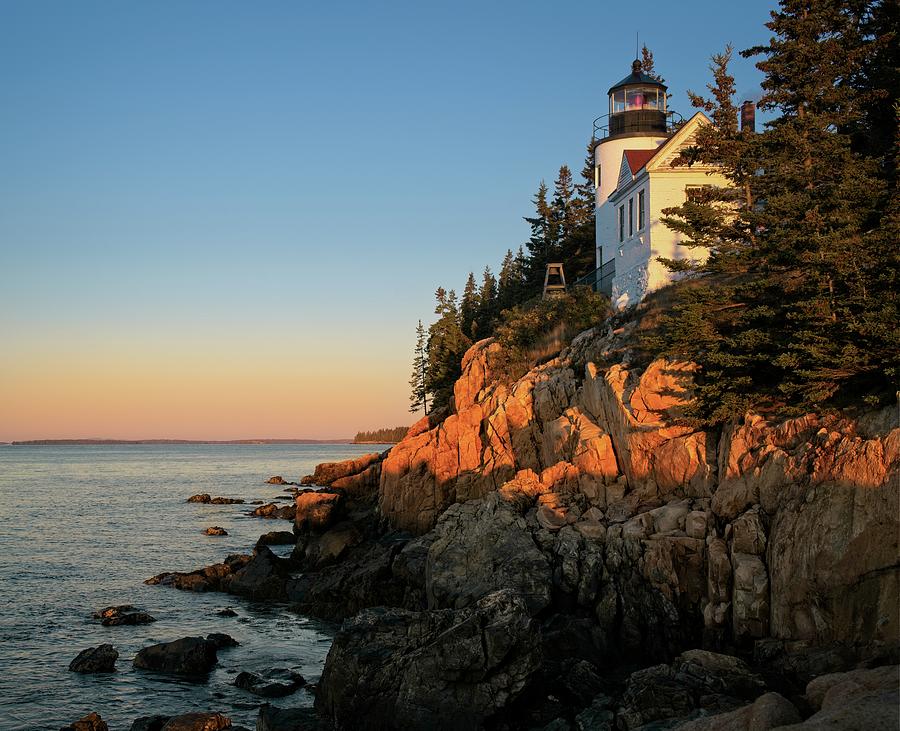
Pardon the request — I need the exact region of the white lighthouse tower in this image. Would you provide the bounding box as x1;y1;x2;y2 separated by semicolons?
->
593;60;671;298
591;60;727;309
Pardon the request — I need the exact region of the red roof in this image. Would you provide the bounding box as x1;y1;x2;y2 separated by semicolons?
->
623;148;659;174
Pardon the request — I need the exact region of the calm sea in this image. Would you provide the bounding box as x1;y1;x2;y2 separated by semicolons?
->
0;443;386;730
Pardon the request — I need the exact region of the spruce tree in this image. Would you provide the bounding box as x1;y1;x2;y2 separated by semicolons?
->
655;0;899;421
426;288;471;411
475;265;498;337
409;320;429;415
459;272;479;339
523;181;555;292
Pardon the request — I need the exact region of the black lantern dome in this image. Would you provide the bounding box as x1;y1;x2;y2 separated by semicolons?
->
606;59;668;137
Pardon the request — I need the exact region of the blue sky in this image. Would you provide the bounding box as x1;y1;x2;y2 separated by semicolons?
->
0;0;777;439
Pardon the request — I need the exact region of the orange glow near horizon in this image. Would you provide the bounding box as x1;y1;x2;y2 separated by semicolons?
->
0;334;414;442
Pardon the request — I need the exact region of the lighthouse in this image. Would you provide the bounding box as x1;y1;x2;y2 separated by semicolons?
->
594;59;670;207
591;59;730;309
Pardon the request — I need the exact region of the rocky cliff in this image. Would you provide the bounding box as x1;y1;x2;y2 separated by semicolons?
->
148;307;899;729
373;316;898;651
305;310;898;728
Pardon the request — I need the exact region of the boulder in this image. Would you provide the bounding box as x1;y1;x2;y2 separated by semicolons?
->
94;605;156;626
222;545;289;601
129;717;170;731
133;636;218;675
256;704;323;731
673;692;800;730
294;491;343;532
60;713;108;731
187;494;244;504
257;531;296;546
206;632;238;648
145;554;251;593
69;644;118;673
215;608;238;617
616;650;767;729
316;589;541;730
203;526;228;536
250;502;295;520
159;714;232;731
267;476;287;484
234;669;305;697
301;452;382;486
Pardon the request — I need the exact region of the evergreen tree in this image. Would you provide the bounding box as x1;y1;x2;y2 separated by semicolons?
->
475;265;498;336
523;181;555;292
459;272;479;339
497;249;518;312
426;288;471;411
409;319;429;415
551;165;576;243
655;0;899;421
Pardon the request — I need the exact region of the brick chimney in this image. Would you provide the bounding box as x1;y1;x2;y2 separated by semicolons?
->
741;100;756;133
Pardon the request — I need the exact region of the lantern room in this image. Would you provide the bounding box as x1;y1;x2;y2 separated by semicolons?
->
607;59;667;137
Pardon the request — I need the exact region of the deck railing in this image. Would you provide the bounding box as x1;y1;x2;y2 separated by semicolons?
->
571;260;616;296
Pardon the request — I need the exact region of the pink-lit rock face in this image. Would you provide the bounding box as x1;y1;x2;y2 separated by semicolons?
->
307;315;899;647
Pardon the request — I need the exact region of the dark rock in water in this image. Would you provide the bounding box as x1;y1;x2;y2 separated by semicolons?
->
59;712;108;731
93;604;156;626
128;717;170;731
234;671;306;698
187;494;244;505
256;530;296;546
206;632;239;648
257;704;323;731
104;612;156;627
224;545;290;601
250;502;295;520
69;644;118;673
216;607;238;617
234;669;305;697
158;713;232;731
93;604;136;619
267;476;286;484
316;589;540;730
203;526;228;536
133;636;218;675
249;500;265;505
146;554;251;592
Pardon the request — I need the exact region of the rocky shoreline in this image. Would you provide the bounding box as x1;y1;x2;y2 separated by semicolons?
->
72;308;899;730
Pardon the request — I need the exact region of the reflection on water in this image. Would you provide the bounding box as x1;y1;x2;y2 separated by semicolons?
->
0;443;380;730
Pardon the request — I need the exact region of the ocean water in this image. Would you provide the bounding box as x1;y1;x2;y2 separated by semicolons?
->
0;443;386;730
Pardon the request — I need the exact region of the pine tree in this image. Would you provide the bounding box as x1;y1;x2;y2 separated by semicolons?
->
654;0;899;421
426;288;471;411
475;265;498;337
523;181;555;292
459;272;479;339
497;249;518;312
409;320;429;415
551;165;576;243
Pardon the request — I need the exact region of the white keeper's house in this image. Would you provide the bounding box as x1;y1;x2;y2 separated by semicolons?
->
589;59;752;309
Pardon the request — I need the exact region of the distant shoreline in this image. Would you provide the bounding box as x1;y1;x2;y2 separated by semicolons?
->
4;438;355;446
